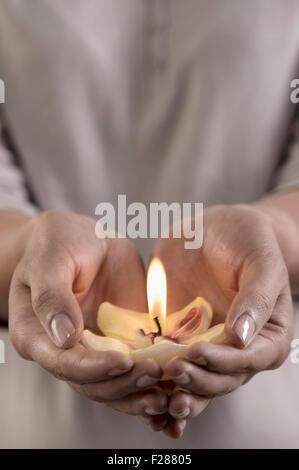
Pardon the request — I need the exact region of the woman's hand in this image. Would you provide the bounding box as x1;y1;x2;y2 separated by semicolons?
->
147;204;294;437
9;210;168;418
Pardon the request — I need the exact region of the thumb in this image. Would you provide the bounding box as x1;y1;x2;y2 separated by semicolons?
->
226;256;284;348
27;268;83;349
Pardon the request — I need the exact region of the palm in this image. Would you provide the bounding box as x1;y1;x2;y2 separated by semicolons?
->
153;237;237;326
152;206;272;326
73;238;148;332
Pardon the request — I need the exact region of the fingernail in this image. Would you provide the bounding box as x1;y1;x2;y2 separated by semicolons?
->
108;368;129;377
145;407;164;416
50;313;75;347
171;407;190;419
233;313;255;347
172;373;190;385
136;375;158;388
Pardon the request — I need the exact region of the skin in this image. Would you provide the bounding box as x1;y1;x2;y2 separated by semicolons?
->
5;210;168;418
2;190;299;439
145;193;298;438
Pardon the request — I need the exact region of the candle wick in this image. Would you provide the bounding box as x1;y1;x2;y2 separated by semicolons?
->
154;316;162;336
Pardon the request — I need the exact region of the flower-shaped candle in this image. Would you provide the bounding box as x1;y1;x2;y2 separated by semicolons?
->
83;258;227;377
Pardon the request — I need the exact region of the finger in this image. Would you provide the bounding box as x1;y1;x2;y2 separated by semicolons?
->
187;341;258;374
187;341;281;374
142;414;187;437
69;359;163;402
188;291;293;373
226;252;288;347
107;387;168;417
168;389;211;419
162;417;187;439
139;414;169;432
9;280;133;382
19;258;83;349
165;358;248;396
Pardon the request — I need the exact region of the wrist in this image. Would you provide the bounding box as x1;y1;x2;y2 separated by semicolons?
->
0;212;36;320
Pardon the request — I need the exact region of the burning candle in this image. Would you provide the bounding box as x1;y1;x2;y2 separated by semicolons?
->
82;258;227;377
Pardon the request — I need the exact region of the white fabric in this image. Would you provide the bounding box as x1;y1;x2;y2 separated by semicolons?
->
0;0;299;219
0;0;299;448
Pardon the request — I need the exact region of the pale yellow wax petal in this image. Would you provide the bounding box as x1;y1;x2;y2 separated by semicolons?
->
82;330;131;354
82;330;185;377
97;302;156;345
97;297;213;349
82;324;227;381
163;296;213;338
134;330;153;349
184;323;227;346
130;340;187;370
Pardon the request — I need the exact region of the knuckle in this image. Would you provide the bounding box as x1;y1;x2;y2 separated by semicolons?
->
271;262;289;289
115;381;131;398
242;373;254;385
247;244;288;288
52;351;68;381
262;249;281;268
270;337;291;369
218;379;240;396
244;356;258;373
187;342;206;359
281;333;292;361
194;375;237;397
247;241;277;263
246;246;282;280
237;352;253;373
193;380;215;397
9;324;31;361
172;397;190;414
269;355;284;370
32;287;55;314
278;265;289;286
248;350;269;372
79;383;105;403
251;290;273;317
76;350;95;375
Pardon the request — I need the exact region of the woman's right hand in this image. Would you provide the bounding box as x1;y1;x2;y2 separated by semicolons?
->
9;210;168;418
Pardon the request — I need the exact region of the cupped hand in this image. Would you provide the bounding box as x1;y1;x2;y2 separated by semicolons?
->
145;204;293;438
9;210;168;418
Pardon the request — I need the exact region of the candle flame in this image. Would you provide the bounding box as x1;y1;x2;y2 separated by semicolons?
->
147;257;167;326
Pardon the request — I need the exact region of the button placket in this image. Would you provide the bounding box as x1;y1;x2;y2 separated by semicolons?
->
146;0;171;81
